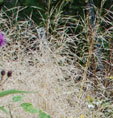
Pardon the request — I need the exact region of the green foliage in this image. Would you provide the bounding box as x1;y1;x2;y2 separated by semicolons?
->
101;100;113;118
2;0;112;25
3;0;46;24
0;89;31;97
21;103;51;118
0;89;51;118
0;89;28;114
0;0;3;4
21;103;39;113
0;106;8;114
12;95;23;102
39;110;51;118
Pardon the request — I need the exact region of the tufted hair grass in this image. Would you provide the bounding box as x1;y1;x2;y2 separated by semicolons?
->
0;1;113;118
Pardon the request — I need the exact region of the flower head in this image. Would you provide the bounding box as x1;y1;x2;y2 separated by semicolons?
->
0;32;5;47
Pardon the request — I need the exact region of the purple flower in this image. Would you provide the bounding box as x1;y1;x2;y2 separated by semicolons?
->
0;32;5;47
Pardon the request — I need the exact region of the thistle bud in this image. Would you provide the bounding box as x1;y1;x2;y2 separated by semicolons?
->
7;71;12;77
1;70;5;76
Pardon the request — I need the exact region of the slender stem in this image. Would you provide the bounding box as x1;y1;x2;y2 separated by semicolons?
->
78;30;95;103
0;77;9;87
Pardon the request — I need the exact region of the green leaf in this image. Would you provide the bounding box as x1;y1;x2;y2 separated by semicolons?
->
12;95;23;102
0;106;8;114
39;110;51;118
21;103;39;113
0;89;31;97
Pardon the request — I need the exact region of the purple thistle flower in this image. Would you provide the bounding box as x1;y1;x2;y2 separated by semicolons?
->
0;32;5;47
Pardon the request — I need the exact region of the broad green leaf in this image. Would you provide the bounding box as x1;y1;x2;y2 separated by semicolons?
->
0;106;8;114
39;110;51;118
21;103;39;113
12;95;23;102
0;89;31;97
